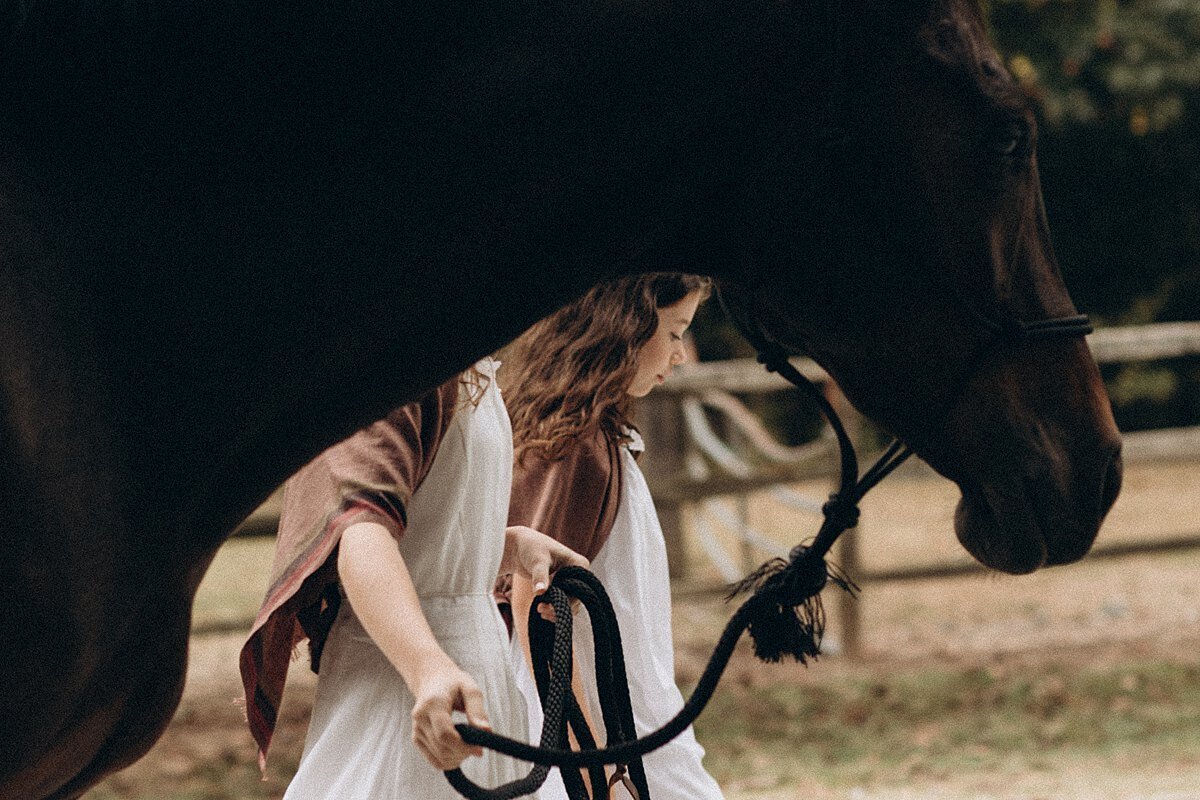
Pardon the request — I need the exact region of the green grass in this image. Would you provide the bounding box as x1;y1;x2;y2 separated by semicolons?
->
692;660;1200;792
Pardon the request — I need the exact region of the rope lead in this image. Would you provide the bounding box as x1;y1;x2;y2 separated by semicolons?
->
446;285;905;796
446;283;1090;798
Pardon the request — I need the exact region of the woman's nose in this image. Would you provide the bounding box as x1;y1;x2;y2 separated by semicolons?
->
670;344;686;365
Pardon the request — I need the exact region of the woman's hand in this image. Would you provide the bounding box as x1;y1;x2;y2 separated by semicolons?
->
409;658;492;771
501;525;589;596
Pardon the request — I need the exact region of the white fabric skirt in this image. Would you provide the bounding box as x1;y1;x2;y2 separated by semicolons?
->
286;595;537;800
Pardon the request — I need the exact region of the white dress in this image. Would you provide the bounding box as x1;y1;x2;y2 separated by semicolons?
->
515;429;725;800
287;359;538;800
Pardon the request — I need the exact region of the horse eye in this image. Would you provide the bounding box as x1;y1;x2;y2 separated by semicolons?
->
990;120;1029;158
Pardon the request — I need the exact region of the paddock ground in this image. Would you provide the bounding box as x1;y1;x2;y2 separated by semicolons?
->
85;460;1200;799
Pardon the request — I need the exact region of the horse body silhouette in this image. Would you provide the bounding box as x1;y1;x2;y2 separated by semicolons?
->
0;1;1121;798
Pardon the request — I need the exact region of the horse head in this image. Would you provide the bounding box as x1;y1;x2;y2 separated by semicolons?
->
732;0;1122;574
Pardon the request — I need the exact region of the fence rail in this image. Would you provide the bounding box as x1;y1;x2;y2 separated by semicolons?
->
639;321;1200;656
659;321;1200;398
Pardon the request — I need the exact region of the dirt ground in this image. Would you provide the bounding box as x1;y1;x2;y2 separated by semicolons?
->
85;460;1200;800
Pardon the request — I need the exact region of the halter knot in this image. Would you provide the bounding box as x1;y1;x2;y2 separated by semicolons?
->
732;547;835;663
763;547;830;607
821;495;861;532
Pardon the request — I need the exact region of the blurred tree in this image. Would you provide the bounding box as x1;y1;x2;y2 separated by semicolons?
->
990;0;1200;324
992;0;1200;132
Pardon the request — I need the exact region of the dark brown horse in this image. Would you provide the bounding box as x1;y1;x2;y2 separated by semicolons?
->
0;1;1121;797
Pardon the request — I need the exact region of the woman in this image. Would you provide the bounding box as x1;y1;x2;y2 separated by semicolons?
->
504;274;725;800
240;358;586;799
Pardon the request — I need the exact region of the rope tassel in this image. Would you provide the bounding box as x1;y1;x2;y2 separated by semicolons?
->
729;544;858;664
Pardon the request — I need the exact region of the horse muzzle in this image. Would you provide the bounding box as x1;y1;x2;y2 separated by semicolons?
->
953;439;1123;574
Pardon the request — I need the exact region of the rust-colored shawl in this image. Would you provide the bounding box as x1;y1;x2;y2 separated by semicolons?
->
239;378;459;765
507;428;624;562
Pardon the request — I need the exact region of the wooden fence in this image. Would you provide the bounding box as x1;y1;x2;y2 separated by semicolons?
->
638;321;1200;656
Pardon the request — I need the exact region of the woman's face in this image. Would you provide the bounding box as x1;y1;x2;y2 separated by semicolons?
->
627;290;703;398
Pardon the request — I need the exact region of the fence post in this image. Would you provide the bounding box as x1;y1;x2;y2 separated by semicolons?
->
637;390;690;580
827;382;864;659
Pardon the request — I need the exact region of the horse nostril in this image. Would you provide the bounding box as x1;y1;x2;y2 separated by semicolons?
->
1099;447;1123;517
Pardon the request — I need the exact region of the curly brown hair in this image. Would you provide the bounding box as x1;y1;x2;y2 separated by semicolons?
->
504;273;711;462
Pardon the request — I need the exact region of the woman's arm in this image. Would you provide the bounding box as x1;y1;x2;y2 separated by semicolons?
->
337;520;490;771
